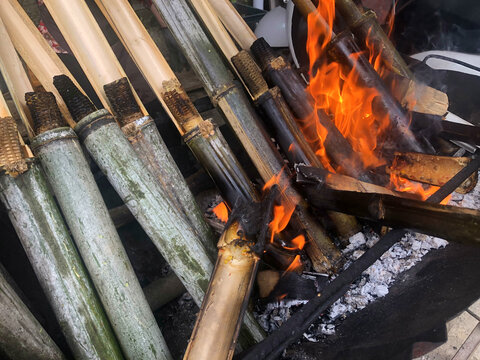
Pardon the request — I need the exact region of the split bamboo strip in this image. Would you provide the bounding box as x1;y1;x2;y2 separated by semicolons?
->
0;16;34;137
207;0;256;50
0;266;66;360
42;0;146;114
0;117;123;360
184;222;259;360
0;0;77;127
28;93;171;360
152;0;343;273
388;152;478;194
74;109;265;344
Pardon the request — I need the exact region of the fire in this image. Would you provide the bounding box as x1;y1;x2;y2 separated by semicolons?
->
283;234;306;251
305;1;392;170
389;173;451;205
283;255;303;273
212;201;229;223
304;0;448;203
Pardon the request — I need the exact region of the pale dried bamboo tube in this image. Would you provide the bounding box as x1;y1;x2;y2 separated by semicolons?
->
0;91;10;118
94;0;199;134
0;16;34;137
0;0;78;127
207;0;257;50
43;0;146;115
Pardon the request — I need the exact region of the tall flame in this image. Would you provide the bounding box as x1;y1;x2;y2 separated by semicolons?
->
304;0;443;201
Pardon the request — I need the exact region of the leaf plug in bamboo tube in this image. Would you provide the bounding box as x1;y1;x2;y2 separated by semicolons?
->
0;116;28;176
27;92;171;360
0;115;124;360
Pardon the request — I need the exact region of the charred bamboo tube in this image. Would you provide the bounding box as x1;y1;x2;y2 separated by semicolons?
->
184;221;259;360
152;0;343;273
231;50;360;238
0;117;123;360
27;93;171;360
388;152;478;194
43;0;145;114
0;266;66;360
0;0;79;126
334;0;412;78
249;39;372;181
0;15;34;137
302;185;480;244
75;109;265;345
290;0;429;153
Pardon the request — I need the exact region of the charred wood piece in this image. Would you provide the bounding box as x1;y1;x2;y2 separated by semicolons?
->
239;152;480;360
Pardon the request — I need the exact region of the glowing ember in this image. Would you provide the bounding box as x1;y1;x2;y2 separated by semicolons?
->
212;201;229;223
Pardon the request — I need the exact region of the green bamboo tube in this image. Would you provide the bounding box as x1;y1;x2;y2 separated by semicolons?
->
0;163;124;360
152;0;343;273
0;114;123;359
75;109;213;304
0;266;66;360
28;93;171;360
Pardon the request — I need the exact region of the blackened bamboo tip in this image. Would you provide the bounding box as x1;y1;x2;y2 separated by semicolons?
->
231;50;268;100
104;78;143;127
250;38;276;69
25;92;67;134
0;116;28;175
53;75;97;123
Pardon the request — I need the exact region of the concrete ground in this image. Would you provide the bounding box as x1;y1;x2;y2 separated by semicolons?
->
417;298;480;360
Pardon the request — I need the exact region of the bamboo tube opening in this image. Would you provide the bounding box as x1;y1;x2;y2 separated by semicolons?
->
0;116;28;176
25;92;67;134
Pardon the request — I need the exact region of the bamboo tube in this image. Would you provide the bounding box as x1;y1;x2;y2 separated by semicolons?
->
0;92;10;118
0;0;78;127
27;93;171;360
184;222;259;360
207;0;256;50
388;152;478;194
42;0;145;114
152;0;343;273
0;266;66;360
302;185;480;244
334;0;413;78
0;123;123;360
75;109;265;344
0;16;34;137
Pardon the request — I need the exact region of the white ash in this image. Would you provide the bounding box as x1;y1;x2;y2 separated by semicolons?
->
255;172;480;342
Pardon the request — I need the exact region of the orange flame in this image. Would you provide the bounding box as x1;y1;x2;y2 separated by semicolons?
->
283;255;303;273
389;173;451;205
303;0;444;202
212;201;229;223
283;234;306;251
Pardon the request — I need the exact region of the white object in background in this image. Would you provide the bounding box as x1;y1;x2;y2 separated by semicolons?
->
411;51;480;77
253;0;264;9
445;112;479;152
254;6;288;47
286;0;301;68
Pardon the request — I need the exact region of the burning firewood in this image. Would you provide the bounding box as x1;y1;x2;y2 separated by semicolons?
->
240;150;480;360
185;186;277;360
301;185;480;244
0;0;79;126
389;152;478;194
0;265;66;360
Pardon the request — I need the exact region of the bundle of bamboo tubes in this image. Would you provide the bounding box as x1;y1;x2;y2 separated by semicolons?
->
0;1;479;360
